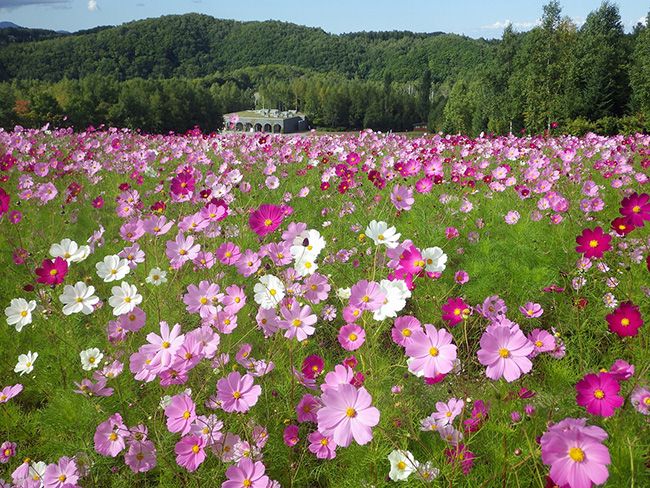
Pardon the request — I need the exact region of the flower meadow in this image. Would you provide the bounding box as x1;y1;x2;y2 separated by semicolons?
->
0;126;648;487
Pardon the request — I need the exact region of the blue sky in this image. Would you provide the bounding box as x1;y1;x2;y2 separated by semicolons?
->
0;0;647;38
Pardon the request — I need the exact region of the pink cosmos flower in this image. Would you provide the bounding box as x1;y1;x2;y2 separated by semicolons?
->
607;359;634;382
317;383;380;447
519;301;543;318
283;425;300;447
390;184;414;211
279;300;317;342
444;444;474;475
575;372;624;417
143;215;173;236
166;234;200;268
125;440;157;473
0;384;23;403
165;394;196;435
43;456;79;488
235;249;261;277
223;458;270;488
349;280;385;311
390;315;422;347
405;324;457;378
338;324;365;351
94;413;127;457
432;398;465;427
541;421;611;488
606;301;643;337
145;321;185;371
217;371;262;413
0;441;16;463
301;355;324;379
575;226;611;259
527;329;556;357
308;430;337;459
170;173;195;196
175;435;206;472
454;270;469;284
630;386;650;415
302;273;331;303
35;257;68;286
216;242;241;265
296;393;321;423
477;325;534;382
183;281;222;318
619;192;649;227
249;204;284;237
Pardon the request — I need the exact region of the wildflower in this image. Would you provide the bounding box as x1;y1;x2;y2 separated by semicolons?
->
619;192;649;227
630;386;650;415
80;348;103;371
164;394;196;435
94;413;127;457
108;282;142;316
444;444;474;475
146;267;167;285
605;301;643;337
519;302;543;318
0;441;16;463
59;282;99;315
249;204;284;237
49;238;90;263
35;257;68;286
575;227;611;259
279;300;316;342
125;441;157;473
405;324;457;378
504;211;520;224
432;398;465;427
5;298;36;332
254;275;285;309
477;325;534;382
223;458;270;488
317;383;380;447
283;425;300;447
0;384;22;403
391;184;414;211
217;371;262;413
43;456;79;488
338;324;366;351
175;435;206;472
349;280;385;311
422;246;447;273
576;372;624;417
527;329;556;357
391;315;422;347
307;430;337;459
441;297;471;327
14;351;38;376
387;449;417;481
365;220;401;248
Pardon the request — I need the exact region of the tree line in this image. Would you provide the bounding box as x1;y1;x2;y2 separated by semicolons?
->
0;1;648;135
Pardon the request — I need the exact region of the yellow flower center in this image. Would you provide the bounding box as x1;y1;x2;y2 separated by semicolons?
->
49;269;58;276
621;318;630;326
183;410;191;419
402;328;411;337
233;391;241;399
124;297;131;303
192;445;200;454
162;341;171;349
264;219;273;226
292;319;302;327
588;239;599;248
58;475;67;482
20;310;28;317
200;297;208;305
499;348;510;358
535;340;543;347
594;389;605;399
109;433;118;441
349;333;358;341
632;205;641;213
320;438;328;446
269;289;277;296
397;461;406;470
568;447;585;462
429;347;439;357
346;407;357;418
453;308;461;316
243;480;252;488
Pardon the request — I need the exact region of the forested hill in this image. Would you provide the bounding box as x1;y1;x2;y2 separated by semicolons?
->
0;13;490;82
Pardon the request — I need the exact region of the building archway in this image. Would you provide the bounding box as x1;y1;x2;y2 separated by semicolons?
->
235;122;244;131
254;123;262;132
245;123;253;132
273;124;282;133
263;123;272;133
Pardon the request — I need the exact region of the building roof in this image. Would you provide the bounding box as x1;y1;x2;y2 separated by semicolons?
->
224;109;306;120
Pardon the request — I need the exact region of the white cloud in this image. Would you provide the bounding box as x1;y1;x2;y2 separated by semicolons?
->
481;19;540;30
87;0;97;11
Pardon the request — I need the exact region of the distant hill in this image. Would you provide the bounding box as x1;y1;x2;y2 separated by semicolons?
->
0;21;21;29
0;13;492;82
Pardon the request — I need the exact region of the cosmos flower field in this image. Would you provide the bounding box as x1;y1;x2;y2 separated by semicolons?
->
0;126;648;487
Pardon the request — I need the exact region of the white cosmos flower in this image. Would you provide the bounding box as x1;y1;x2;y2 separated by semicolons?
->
59;281;99;315
96;255;130;282
365;220;401;249
373;279;411;321
49;238;90;263
292;229;326;257
422;247;447;273
80;347;103;371
5;298;37;332
254;275;285;309
29;462;47;483
388;449;417;481
336;287;351;300
14;351;38;375
146;267;168;286
108;282;142;316
294;255;318;277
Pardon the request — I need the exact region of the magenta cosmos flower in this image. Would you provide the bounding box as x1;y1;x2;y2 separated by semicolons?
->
317;383;380;447
174;435;206;472
576;372;624;417
217;371;261;413
606;301;643;337
283;424;300;446
35;257;68;286
249;204;284;237
164;393;196;435
405;324;457;378
619;192;650;227
223;458;270;488
477;325;534;382
441;297;471;327
308;430;337;459
575;226;611;259
541;422;611;488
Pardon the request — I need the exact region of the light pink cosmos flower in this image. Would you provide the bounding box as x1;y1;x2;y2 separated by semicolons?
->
125;440;157;473
308;430;337;459
630;386;650;415
432;398;465;427
527;329;556;357
349;280;385;311
183;281;222;318
296;393;321;423
216;242;241;265
391;315;422;347
94;413;127;457
143;215;174;236
43;456;79;488
145;322;185;371
317;384;380;447
0;384;23;403
217;371;262;413
223;458;270;488
175;435;206;472
405;325;457;378
338;324;365;351
390;184;414;211
279;300;317;342
164;394;196;435
166;233;200;269
477;325;534;382
519;302;543;318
